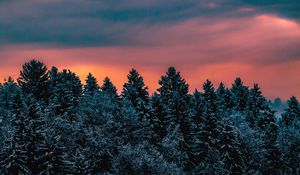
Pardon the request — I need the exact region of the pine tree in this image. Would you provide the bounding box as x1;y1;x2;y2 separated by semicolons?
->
219;125;245;174
231;78;249;111
17;60;49;101
0;92;30;175
281;96;300;126
101;77;118;99
49;69;82;120
157;67;194;171
216;82;233;114
84;73;99;95
202;80;217;116
121;69;153;141
246;84;271;128
157;67;190;127
262;122;283;175
122;69;149;108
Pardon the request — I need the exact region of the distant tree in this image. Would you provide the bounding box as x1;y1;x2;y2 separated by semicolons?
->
246;84;272;128
84;73;99;95
216;82;233;113
18;60;49;101
281;96;300;126
101;77;118;99
231;78;249;111
202;80;217;116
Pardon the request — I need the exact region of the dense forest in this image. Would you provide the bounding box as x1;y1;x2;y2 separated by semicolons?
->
0;60;299;175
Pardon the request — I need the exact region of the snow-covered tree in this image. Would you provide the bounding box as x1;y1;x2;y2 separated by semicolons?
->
101;77;118;99
281;96;300;126
231;78;249;111
84;73;99;95
122;69;149;107
49;69;82;120
18;60;49;101
216;82;233;114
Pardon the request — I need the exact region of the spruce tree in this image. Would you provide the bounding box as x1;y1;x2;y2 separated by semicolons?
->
49;69;82;119
0;92;29;175
122;69;149;107
101;77;118;99
216;82;233;114
157;67;190;127
121;69;152;139
219;125;245;174
246;84;271;128
84;73;99;95
157;67;193;170
202;80;217;115
231;77;249;111
18;60;49;101
281;96;300;126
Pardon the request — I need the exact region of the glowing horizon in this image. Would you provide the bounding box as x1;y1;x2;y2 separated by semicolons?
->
1;0;300;100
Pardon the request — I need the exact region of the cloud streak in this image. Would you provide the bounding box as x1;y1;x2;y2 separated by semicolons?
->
0;0;300;99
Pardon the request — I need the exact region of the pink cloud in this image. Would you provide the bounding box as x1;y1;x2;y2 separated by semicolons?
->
0;14;300;99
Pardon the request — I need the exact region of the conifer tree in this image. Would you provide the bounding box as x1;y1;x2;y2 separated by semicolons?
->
84;73;99;95
101;77;118;99
219;125;245;174
121;69;152;139
246;84;271;128
216;82;233;114
281;96;300;126
157;67;190;126
49;69;82;119
122;69;149;107
0;92;29;175
202;80;217;115
231;77;249;111
18;60;49;101
157;67;193;170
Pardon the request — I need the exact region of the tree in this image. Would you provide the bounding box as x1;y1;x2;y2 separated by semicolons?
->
157;67;195;170
101;77;118;99
18;60;49;101
231;78;249;111
0;77;20;147
246;84;271;128
49;69;82;120
219;125;245;174
157;67;190;127
84;73;99;95
202;80;217;116
216;82;233;114
281;96;300;126
0;92;29;175
122;69;149;107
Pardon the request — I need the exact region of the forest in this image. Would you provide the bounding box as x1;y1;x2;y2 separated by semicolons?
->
0;60;299;175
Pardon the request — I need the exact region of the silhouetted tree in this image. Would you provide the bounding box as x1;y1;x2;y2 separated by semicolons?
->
18;60;49;101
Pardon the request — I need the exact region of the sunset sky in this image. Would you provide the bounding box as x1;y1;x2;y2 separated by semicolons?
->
1;0;300;100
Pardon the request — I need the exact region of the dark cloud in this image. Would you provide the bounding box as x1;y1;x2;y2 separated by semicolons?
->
241;0;300;20
0;0;299;47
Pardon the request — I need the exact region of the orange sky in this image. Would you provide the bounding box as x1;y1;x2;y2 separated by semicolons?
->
1;14;300;100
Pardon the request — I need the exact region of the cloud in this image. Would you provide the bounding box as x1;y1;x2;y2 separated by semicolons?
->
0;0;267;47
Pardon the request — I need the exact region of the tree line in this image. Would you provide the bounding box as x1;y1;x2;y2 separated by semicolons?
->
0;60;299;175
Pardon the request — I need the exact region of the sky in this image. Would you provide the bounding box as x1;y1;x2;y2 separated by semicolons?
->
0;0;300;100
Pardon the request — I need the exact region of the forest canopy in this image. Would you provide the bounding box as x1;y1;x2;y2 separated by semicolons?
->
0;60;299;175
